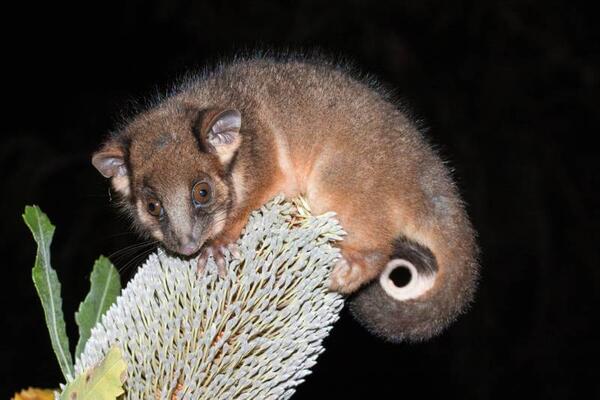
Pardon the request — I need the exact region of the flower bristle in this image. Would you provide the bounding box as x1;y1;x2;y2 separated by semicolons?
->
73;196;345;399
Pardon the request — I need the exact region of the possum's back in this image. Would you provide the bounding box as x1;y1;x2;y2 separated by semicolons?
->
179;58;434;173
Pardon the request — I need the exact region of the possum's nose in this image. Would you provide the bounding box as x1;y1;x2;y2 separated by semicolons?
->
179;238;200;256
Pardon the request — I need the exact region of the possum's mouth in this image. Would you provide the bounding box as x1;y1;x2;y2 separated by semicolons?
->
166;229;213;258
161;244;202;260
158;236;205;259
179;242;202;256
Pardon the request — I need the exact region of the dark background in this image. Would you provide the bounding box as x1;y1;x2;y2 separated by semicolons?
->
2;1;598;398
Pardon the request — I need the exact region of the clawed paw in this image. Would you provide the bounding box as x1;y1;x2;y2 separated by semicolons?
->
196;241;240;278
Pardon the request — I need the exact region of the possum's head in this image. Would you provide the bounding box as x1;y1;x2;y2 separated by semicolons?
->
92;106;242;256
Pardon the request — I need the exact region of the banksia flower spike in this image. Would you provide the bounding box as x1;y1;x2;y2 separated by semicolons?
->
73;196;345;399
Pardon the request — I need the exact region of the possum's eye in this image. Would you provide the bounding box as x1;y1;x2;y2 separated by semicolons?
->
147;199;163;217
192;181;212;207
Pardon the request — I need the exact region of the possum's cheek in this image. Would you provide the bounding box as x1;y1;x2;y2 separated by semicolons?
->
111;175;131;197
135;200;164;241
150;229;164;241
208;210;227;238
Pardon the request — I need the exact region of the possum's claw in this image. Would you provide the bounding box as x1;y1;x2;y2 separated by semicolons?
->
196;247;211;276
228;243;240;259
196;241;239;278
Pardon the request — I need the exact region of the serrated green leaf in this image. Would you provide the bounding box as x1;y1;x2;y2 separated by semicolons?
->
75;256;121;359
60;346;127;400
23;205;74;380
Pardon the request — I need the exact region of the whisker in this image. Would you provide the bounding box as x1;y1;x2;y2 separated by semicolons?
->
105;231;139;239
118;249;153;273
107;240;157;260
117;246;157;274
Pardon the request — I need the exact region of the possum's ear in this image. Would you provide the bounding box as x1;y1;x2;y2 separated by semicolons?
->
201;109;242;165
92;145;127;178
92;144;130;196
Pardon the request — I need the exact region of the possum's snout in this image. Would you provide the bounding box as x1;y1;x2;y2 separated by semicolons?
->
349;237;478;343
179;241;201;256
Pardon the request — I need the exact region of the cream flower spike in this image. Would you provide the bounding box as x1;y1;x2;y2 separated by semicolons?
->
73;196;345;399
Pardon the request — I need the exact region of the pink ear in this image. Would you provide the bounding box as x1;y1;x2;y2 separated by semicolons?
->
205;109;242;165
92;146;127;178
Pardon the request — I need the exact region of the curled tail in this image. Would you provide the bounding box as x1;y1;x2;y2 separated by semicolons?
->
350;212;479;342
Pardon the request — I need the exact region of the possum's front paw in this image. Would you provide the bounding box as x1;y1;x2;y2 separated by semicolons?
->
330;249;381;294
196;239;240;278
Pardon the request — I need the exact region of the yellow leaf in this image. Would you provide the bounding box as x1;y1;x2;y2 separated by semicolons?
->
60;346;127;400
12;388;55;400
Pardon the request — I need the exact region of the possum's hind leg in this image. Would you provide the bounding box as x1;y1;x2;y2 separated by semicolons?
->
305;181;394;293
305;160;398;293
329;246;387;294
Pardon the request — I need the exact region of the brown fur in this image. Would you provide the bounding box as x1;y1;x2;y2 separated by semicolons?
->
92;56;479;342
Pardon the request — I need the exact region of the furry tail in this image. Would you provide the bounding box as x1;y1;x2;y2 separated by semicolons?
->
350;224;479;342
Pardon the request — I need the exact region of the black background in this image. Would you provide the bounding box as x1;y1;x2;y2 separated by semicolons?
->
2;1;598;398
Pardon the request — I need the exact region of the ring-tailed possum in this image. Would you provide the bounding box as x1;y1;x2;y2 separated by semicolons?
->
92;57;479;342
